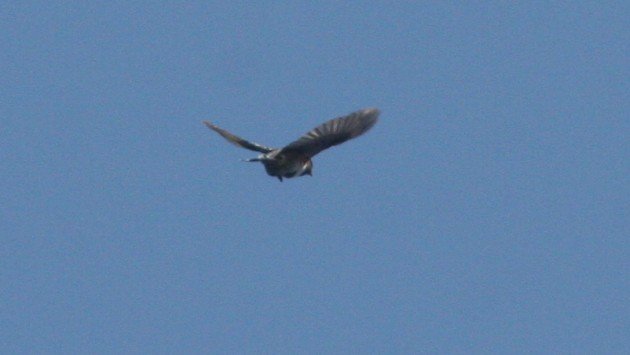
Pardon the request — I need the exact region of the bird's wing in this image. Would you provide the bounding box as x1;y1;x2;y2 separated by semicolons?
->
280;108;379;158
203;121;274;153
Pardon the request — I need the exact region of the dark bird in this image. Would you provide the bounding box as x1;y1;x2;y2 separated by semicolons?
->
203;108;379;181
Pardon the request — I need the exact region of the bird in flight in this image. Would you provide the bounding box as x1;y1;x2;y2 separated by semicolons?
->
203;108;379;181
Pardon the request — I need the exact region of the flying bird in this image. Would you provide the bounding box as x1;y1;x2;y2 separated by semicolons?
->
203;108;379;181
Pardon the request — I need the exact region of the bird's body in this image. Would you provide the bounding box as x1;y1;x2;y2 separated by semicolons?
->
258;150;313;180
204;108;379;181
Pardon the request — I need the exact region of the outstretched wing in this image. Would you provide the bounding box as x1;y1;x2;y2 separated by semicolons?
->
281;108;379;158
203;121;274;153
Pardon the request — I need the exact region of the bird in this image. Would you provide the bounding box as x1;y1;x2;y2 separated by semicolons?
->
203;108;379;181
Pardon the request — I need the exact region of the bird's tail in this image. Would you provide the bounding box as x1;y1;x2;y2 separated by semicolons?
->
242;153;275;162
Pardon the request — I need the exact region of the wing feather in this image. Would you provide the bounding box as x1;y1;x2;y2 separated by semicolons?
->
203;121;274;153
280;108;379;157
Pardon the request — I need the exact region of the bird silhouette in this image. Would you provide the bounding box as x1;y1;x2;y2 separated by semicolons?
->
204;108;379;181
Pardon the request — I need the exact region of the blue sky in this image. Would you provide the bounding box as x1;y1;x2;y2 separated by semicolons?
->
2;2;628;353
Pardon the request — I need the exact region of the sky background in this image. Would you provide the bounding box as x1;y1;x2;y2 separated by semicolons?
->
2;1;628;353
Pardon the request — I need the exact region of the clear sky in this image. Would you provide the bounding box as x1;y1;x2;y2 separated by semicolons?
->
2;2;628;353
